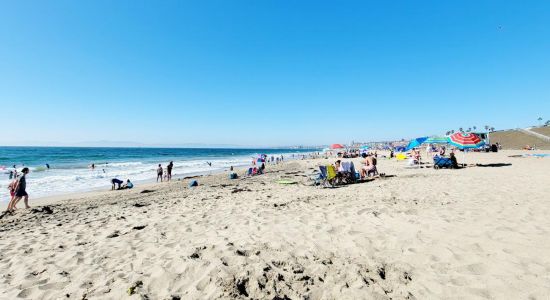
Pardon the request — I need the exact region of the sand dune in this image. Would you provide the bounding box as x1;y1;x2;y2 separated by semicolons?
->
1;151;550;299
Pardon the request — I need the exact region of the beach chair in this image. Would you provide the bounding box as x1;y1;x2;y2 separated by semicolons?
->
340;161;356;184
433;156;453;169
318;165;336;188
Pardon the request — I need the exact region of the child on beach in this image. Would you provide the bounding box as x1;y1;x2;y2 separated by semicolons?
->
7;179;16;204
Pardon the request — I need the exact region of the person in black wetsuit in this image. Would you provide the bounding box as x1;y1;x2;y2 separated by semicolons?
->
167;161;173;181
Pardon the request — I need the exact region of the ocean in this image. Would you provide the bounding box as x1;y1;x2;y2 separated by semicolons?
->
0;147;317;202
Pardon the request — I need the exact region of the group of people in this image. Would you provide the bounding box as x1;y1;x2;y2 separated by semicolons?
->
110;178;133;190
110;161;175;191
327;152;379;185
156;161;174;182
259;155;284;165
5;167;31;213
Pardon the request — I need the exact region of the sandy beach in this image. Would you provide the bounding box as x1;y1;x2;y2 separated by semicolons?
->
1;150;549;299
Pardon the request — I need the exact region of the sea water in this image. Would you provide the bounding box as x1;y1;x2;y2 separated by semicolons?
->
0;147;317;201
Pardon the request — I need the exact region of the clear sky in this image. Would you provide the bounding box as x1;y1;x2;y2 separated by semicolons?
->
1;1;549;147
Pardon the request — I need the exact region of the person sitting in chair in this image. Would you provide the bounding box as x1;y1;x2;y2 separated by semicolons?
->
360;153;377;179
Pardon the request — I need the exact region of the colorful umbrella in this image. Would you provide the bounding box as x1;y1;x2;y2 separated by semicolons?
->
423;136;450;145
360;145;370;150
405;137;428;151
330;144;345;149
448;133;484;149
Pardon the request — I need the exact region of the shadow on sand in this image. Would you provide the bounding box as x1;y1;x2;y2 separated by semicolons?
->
475;163;512;168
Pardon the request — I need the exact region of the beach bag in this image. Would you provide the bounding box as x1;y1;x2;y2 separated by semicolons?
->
229;173;238;179
188;180;198;187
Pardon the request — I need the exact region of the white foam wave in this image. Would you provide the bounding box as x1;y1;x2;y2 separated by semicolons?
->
0;151;315;201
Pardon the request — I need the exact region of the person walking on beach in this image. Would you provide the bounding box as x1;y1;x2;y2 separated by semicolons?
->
157;164;163;182
167;161;173;181
7;167;31;212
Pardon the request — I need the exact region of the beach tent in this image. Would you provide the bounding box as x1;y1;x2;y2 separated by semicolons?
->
330;144;345;149
423;136;450;145
405;137;428;151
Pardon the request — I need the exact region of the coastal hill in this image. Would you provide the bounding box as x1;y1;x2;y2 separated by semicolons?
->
489;127;550;150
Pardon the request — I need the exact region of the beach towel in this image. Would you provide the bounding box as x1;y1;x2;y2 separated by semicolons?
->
276;179;297;185
396;153;408;161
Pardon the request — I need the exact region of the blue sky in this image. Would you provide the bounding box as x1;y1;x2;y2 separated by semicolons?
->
1;1;549;147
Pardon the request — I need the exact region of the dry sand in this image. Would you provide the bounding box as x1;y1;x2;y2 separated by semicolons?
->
1;150;549;299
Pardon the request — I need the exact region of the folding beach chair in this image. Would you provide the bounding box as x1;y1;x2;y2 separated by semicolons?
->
318;165;336;188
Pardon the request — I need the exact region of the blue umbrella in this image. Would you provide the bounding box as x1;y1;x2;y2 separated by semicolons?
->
360;145;370;150
405;137;428;151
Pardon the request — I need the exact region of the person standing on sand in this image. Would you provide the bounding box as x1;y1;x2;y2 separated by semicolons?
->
167;161;173;181
7;167;30;212
157;164;163;182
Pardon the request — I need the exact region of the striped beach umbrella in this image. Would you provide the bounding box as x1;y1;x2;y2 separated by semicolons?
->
423;136;450;145
448;132;484;149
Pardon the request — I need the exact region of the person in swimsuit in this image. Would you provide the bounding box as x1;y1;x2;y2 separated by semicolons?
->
360;153;377;179
157;164;163;182
7;167;30;212
7;179;16;204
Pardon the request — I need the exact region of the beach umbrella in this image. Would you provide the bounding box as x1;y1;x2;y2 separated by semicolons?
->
448;133;484;149
330;144;345;149
405;137;428;151
448;132;485;166
360;145;370;150
423;136;449;145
